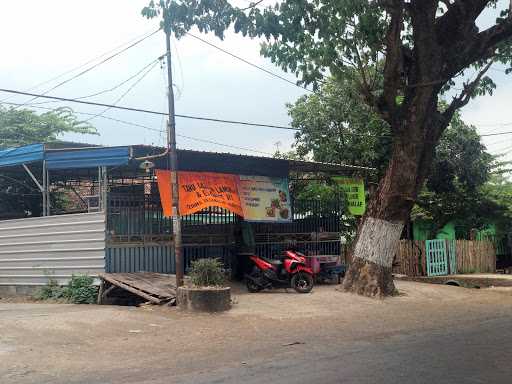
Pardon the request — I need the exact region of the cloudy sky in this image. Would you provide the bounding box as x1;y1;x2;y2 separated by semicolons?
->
0;1;511;163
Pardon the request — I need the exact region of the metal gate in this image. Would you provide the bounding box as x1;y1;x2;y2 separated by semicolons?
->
426;239;456;276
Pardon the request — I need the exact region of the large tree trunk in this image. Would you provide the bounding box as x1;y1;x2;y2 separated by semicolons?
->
342;128;438;297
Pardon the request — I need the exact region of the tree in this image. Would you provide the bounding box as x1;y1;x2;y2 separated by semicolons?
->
0;106;96;218
288;76;391;178
413;113;498;235
143;0;512;296
0;106;95;149
288;76;504;238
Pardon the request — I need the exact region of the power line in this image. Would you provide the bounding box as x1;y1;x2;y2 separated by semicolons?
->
29;55;165;107
185;32;314;93
480;131;512;137
0;28;162;104
5;87;512;139
0;101;274;156
14;29;161;108
0;88;300;131
81;60;161;123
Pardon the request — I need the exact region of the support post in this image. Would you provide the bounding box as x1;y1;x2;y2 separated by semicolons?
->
101;166;107;212
164;19;183;286
46;167;51;216
42;161;47;216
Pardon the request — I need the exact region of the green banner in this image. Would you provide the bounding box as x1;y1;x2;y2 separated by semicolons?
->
334;177;366;216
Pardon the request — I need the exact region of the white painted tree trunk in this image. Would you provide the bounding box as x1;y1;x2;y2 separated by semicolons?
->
353;217;404;268
342;217;404;297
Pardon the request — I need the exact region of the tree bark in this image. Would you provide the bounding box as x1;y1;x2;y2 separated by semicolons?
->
342;123;439;297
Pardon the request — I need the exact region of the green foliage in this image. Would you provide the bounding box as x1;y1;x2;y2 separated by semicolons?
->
35;278;67;301
65;275;98;304
142;1;512;95
142;1;389;87
287;74;510;235
0;106;97;149
287;75;390;177
412;116;506;234
189;258;226;287
35;275;98;304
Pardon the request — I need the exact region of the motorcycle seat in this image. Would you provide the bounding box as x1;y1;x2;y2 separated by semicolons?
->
261;257;282;266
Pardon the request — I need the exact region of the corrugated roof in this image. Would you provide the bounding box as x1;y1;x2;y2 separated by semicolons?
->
0;143;375;175
0;144;44;168
45;146;131;170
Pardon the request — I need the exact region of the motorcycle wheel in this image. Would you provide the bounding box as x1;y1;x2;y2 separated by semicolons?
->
246;278;262;293
291;272;314;293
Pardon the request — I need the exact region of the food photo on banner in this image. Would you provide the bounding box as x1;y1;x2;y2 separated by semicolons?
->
238;175;292;222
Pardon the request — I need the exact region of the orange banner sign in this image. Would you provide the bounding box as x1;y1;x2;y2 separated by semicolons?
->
155;170;173;217
155;170;243;217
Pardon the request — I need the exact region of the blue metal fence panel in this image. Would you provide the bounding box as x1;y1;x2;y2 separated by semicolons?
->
106;244;174;274
0;144;44;168
426;239;448;276
46;146;130;170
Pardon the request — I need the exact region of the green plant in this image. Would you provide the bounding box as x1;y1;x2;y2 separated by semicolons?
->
189;258;226;287
65;274;98;304
35;274;98;304
35;278;66;301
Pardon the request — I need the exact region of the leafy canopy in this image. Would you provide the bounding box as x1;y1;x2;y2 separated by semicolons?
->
286;75;508;233
142;1;512;98
0;106;96;149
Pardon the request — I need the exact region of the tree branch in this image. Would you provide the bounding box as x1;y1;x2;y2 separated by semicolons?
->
240;0;264;11
445;18;512;76
443;60;493;121
379;0;405;129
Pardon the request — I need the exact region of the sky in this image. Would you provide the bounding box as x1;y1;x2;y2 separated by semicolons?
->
0;1;511;163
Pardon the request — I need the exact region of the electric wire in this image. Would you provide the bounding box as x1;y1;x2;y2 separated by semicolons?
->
13;29;161;108
185;32;315;93
29;55;165;107
0;88;300;131
0;101;274;156
4;88;512;139
0;28;161;104
81;60;161;123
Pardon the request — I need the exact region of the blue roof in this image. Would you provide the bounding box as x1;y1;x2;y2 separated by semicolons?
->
0;144;44;168
0;144;130;170
45;146;130;170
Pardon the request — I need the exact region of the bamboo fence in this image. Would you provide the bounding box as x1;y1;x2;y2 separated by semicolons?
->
392;240;495;276
455;240;496;274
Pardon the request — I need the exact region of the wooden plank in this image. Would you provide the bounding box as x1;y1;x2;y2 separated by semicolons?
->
100;275;162;304
99;273;176;302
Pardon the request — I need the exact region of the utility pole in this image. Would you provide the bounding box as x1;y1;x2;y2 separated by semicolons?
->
164;21;184;287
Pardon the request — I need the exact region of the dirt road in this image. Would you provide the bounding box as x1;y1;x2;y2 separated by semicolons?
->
1;281;512;383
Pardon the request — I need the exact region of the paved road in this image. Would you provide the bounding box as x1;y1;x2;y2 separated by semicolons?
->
171;316;511;384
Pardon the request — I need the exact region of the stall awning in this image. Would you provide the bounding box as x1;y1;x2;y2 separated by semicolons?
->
45;146;131;170
0;144;44;168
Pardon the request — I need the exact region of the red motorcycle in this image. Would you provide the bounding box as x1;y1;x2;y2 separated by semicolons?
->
245;250;314;293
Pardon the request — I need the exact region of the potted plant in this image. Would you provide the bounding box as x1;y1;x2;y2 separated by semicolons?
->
177;258;231;312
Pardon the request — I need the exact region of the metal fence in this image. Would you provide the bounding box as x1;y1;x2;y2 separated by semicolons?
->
105;192;345;273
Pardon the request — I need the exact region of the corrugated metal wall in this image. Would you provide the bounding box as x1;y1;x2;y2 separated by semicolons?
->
0;212;106;285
